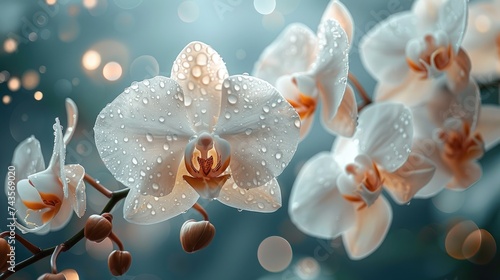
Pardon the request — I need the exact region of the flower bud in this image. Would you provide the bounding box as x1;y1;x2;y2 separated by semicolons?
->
108;250;132;276
180;219;216;253
84;214;113;243
37;273;67;280
1;238;10;272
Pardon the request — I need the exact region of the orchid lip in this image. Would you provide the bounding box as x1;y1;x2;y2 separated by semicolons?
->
183;132;231;199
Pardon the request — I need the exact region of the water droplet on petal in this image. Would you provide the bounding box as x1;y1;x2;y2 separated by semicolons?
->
263;105;270;113
159;117;165;123
142;97;148;104
146;133;154;142
228;95;238;104
275;153;282;159
294;119;301;128
163;143;170;150
245;128;252;135
132;157;138;165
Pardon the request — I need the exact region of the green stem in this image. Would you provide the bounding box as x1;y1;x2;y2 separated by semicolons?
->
0;188;130;280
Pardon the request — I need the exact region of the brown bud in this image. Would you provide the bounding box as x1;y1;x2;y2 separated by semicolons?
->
84;214;113;242
180;219;216;253
108;250;132;276
1;238;10;272
37;273;67;280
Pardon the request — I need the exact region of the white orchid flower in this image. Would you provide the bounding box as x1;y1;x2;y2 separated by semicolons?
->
253;0;357;139
94;41;300;225
360;0;470;106
411;78;500;197
289;103;435;260
462;0;500;82
8;99;86;235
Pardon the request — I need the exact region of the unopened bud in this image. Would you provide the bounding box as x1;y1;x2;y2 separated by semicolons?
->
37;269;79;280
84;214;113;243
1;239;10;272
180;219;216;253
108;250;132;276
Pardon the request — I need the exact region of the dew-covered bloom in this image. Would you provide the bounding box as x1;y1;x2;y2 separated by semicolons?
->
94;41;300;225
462;0;500;82
289;103;435;260
360;0;470;105
253;0;357;139
7;99;86;234
410;79;500;198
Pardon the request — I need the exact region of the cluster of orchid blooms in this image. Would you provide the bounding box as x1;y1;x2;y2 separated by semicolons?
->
2;0;500;278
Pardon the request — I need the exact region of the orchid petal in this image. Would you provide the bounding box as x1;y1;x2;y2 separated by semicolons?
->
446;161;482;191
355;103;413;172
275;75;315;139
342;196;392;260
65;164;86;218
382;153;436;204
9;136;45;182
94;76;194;197
321;84;357;137
48;195;73;231
476;105;500;151
171;41;228;132
17;179;44;206
16;179;54;234
16;220;51;235
215;75;300;188
253;23;317;85
320;0;354;46
47;118;67;197
123;161;199;225
374;72;435;106
27;169;64;200
412;79;480;138
289;152;355;239
312;19;350;122
437;0;467;52
218;177;281;213
359;12;416;84
63;98;78;145
412;138;450;198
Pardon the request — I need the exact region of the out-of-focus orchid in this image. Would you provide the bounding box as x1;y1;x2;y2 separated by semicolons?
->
94;41;300;225
7;99;86;234
253;0;357;139
411;79;500;198
463;0;500;82
289;103;435;260
360;0;470;106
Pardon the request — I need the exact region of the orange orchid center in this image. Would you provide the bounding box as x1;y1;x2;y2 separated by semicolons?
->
287;93;317;120
183;132;231;199
406;34;453;78
22;181;63;226
341;160;384;210
438;121;484;168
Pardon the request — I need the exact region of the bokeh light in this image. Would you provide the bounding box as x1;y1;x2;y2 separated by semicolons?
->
294;257;320;280
463;229;496;264
83;0;98;9
7;77;20;92
129;55;159;80
2;95;11;105
45;0;57;5
103;61;123;81
3;38;17;53
21;70;40;90
178;1;200;23
114;0;143;10
257;236;293;272
82;50;102;71
445;220;479;260
34;91;43;101
474;14;492;34
254;0;276;15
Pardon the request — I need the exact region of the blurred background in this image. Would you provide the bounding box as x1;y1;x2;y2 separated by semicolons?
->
1;0;499;279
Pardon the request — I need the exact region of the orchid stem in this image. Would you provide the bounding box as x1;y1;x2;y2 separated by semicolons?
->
50;244;65;274
348;72;372;110
108;232;124;251
84;173;113;198
0;232;41;255
0;188;130;279
192;203;209;221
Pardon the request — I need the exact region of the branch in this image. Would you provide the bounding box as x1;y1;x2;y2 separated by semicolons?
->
0;188;130;280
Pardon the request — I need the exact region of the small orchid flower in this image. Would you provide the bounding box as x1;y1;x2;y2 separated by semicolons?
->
360;0;470;106
410;79;500;197
253;0;357;139
289;103;435;260
7;99;86;234
462;0;500;82
94;41;300;225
